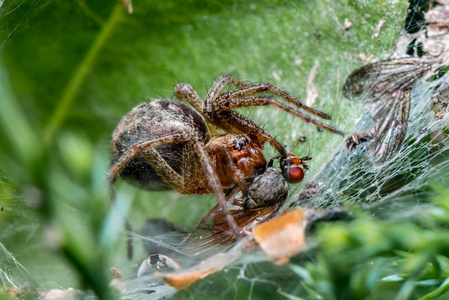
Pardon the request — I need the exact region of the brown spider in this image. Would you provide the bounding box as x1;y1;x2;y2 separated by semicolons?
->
109;75;343;235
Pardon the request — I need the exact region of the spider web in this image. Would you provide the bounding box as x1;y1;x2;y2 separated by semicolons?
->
295;71;449;214
115;2;449;299
1;0;448;299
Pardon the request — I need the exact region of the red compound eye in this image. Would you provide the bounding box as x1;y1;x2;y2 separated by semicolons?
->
281;153;307;184
288;166;304;183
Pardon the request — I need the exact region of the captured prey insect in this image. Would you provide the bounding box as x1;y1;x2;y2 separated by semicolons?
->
343;57;432;164
182;153;311;249
432;83;449;119
109;75;343;236
343;0;449;163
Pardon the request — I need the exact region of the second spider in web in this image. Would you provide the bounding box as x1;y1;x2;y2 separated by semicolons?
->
109;75;343;236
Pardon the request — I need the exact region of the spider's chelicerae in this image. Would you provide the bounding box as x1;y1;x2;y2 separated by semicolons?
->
109;75;343;235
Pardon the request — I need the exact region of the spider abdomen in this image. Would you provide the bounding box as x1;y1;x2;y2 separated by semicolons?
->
111;100;210;191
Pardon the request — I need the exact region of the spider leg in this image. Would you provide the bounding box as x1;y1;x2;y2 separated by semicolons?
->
205;75;332;120
175;83;222;136
181;146;249;244
192;136;241;239
174;83;204;115
109;133;187;191
205;75;250;103
110;133;213;195
140;147;187;193
181;187;239;244
212;96;344;136
208;108;287;156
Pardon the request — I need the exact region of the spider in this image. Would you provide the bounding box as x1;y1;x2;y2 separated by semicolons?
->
109;75;343;235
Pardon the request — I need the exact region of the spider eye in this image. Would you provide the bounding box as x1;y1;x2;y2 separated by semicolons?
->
232;136;249;151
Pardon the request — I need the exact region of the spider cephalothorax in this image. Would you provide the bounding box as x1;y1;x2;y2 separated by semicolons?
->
109;75;343;234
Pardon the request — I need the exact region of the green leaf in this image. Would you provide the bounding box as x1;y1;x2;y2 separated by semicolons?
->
301;281;324;300
279;290;308;300
420;277;449;300
382;275;405;283
289;264;313;283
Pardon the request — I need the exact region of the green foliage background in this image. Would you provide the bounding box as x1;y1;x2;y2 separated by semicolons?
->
4;0;448;299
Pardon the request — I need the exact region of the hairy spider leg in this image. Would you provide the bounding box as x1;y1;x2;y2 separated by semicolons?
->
191;136;241;238
181;185;240;244
174;83;204;115
210;85;344;132
108;132;241;238
201;76;343;156
180;146;251;244
206;105;287;156
204;95;343;157
109;133;186;189
214;94;343;141
174;83;222;136
205;75;250;102
205;75;333;120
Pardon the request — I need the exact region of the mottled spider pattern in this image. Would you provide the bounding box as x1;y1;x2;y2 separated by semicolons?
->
109;75;343;234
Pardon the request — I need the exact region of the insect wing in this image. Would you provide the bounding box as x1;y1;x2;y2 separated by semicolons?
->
343;57;430;163
369;87;411;164
343;57;430;102
212;203;280;244
182;200;280;255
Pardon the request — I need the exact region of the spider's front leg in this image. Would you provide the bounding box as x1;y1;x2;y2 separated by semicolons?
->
206;107;287;156
191;136;241;238
203;76;344;157
205;75;251;102
205;75;333;120
174;83;204;115
204;96;343;157
174;83;222;136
